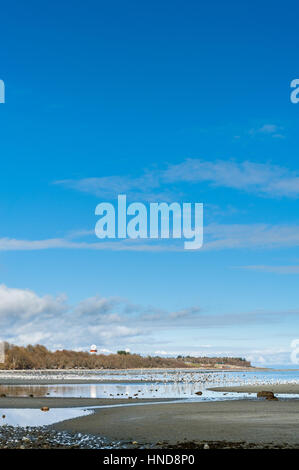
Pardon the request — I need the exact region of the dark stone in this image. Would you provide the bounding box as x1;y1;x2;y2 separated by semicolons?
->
257;391;277;400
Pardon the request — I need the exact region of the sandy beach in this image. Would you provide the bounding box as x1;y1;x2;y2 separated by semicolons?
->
209;384;299;394
0;396;173;408
51;399;299;446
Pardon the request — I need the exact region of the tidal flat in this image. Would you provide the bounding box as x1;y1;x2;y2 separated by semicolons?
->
1;368;299;448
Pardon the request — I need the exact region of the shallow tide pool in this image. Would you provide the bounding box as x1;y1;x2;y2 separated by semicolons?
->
0;408;92;426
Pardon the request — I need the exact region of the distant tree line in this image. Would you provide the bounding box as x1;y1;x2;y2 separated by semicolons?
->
0;343;251;370
179;355;251;367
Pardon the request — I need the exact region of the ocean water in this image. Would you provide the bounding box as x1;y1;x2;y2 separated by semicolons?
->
1;368;299;427
0;408;91;427
1;368;299;399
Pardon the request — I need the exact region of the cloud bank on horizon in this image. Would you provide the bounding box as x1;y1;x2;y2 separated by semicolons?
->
0;283;296;366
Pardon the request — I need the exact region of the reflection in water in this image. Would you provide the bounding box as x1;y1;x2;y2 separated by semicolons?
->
0;382;208;399
0;408;91;427
0;381;226;399
1;370;299;401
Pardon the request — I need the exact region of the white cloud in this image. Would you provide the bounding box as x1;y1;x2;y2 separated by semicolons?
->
55;158;299;200
54;174;174;202
15;331;52;345
1;283;299;362
2;222;299;253
0;284;67;320
169;307;201;319
0;284;203;350
238;265;299;274
245;347;293;365
74;296;119;316
257;124;279;134
95;325;141;339
0;237;74;251
0;237;182;252
164;159;299;197
249;123;283;136
203;223;299;250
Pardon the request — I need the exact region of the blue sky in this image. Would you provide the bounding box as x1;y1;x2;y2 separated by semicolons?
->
1;0;299;365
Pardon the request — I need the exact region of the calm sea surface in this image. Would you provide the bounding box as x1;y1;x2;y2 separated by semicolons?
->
1;368;299;427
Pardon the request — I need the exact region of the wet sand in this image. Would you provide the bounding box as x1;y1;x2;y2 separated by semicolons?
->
209;384;299;394
52;400;299;445
0;379;168;385
0;397;173;408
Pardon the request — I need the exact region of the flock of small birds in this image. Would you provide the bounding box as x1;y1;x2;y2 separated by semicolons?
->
87;370;297;400
0;369;296;401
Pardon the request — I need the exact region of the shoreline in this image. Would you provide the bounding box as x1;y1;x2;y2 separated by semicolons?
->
1;399;299;448
0;397;175;408
0;366;270;374
1;392;299;448
209;384;299;394
51;399;299;446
